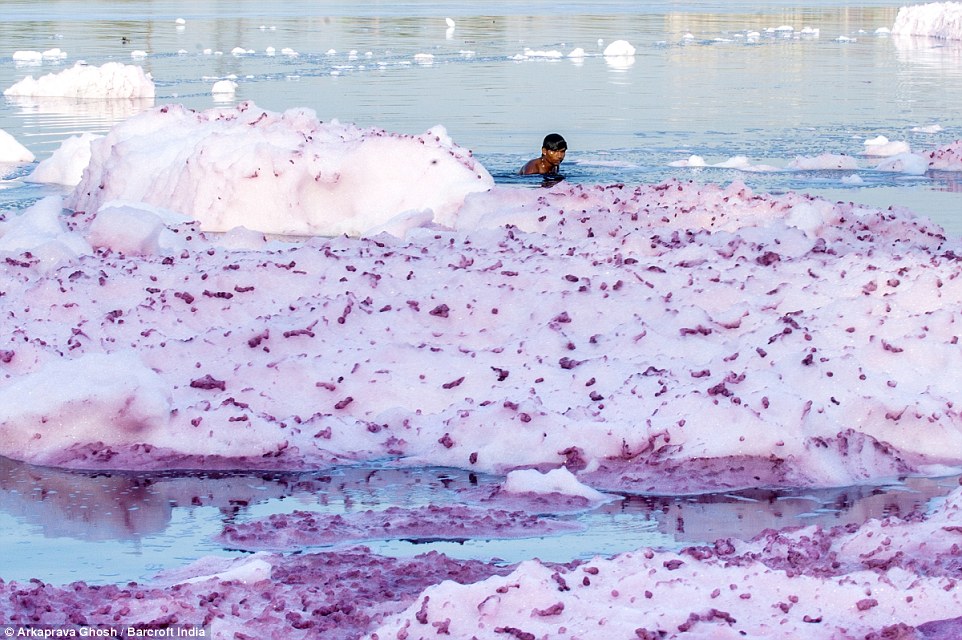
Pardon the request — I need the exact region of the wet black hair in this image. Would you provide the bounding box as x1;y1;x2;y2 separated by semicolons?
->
542;133;567;151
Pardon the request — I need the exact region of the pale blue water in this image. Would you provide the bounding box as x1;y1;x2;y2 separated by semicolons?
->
1;0;962;584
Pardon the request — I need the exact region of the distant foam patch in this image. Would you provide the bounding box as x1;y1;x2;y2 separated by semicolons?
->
3;61;155;99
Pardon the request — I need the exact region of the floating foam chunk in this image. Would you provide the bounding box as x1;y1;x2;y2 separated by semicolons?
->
874;152;929;174
668;154;706;167
892;1;962;39
66;102;493;236
502;467;609;502
12;50;43;64
372;489;962;638
4;125;962;494
862;135;911;157
211;79;238;94
42;48;68;61
3;62;155;99
787;153;859;170
0;128;35;163
523;48;563;58
603;39;636;56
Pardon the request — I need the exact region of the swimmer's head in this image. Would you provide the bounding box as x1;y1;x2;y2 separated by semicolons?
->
542;133;567;151
541;133;567;169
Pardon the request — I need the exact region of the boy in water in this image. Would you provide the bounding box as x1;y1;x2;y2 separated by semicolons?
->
520;133;567;175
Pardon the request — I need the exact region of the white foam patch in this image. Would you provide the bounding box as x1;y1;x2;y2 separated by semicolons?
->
863;135;911;157
65;102;493;236
502;467;609;502
0;128;35;163
3;62;155;99
892;1;962;39
786;154;859;170
26;132;100;185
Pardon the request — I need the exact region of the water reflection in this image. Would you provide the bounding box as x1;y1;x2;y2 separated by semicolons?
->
0;455;291;541
892;33;962;68
0;455;958;583
612;477;961;543
933;171;962;194
6;95;155;122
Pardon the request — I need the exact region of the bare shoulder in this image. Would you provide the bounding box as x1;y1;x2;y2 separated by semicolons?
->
519;158;543;175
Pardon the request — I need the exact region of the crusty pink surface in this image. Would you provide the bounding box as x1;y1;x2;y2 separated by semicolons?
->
926;139;962;171
369;487;962;639
3;175;962;495
0;548;511;640
217;504;584;551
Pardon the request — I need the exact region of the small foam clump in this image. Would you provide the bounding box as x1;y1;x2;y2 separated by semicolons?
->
502;467;609;502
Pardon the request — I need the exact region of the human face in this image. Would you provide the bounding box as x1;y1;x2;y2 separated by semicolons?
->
542;147;566;169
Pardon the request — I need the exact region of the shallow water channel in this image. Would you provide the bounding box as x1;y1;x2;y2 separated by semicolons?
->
0;456;958;585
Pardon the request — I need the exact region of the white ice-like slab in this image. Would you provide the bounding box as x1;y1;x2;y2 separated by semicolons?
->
892;1;962;39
